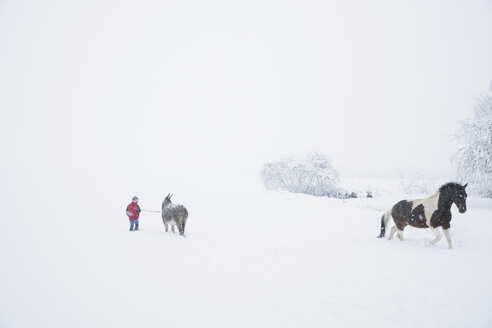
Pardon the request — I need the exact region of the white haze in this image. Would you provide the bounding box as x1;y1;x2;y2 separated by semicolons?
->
1;0;492;187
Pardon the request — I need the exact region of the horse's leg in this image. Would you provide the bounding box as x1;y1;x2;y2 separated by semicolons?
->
389;226;397;240
429;227;442;245
443;228;452;249
397;229;404;241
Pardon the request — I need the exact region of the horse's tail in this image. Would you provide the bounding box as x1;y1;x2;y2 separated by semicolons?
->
377;208;392;238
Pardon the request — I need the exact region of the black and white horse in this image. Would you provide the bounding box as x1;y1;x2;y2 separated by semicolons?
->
378;182;468;249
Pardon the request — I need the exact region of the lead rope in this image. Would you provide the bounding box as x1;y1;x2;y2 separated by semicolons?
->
141;209;161;213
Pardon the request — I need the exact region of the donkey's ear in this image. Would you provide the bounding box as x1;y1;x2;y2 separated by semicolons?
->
170;193;173;199
166;193;170;199
464;183;468;189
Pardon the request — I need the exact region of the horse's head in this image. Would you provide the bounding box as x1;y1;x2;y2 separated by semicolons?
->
451;183;468;213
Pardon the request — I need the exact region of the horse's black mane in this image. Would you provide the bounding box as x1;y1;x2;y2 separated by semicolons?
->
439;182;464;193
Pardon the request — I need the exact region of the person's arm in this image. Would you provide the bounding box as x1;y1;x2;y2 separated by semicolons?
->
137;205;141;213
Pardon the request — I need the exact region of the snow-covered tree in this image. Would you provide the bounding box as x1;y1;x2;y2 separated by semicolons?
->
453;93;492;197
261;152;340;197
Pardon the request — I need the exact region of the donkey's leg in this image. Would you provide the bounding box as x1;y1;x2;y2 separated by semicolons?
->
171;224;175;233
164;222;169;232
443;228;452;249
428;227;442;245
181;217;187;237
389;226;398;240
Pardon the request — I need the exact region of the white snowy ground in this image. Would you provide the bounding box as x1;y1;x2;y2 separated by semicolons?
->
1;176;491;328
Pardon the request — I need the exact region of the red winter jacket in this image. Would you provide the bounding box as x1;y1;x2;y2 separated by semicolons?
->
126;202;141;221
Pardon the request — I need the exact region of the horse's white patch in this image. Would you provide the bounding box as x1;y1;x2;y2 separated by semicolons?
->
443;228;452;249
411;192;440;226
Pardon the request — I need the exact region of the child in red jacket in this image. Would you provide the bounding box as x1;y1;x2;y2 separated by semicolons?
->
126;196;141;231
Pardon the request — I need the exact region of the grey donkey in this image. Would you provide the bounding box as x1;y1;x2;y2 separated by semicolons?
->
161;193;188;236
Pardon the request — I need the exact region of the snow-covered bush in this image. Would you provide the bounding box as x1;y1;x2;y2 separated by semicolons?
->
453;93;492;197
399;172;431;195
261;152;340;197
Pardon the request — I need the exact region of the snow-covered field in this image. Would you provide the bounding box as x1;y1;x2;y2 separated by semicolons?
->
1;176;491;328
2;1;492;327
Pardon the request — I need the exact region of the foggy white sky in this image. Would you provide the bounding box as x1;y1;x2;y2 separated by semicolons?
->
1;0;492;189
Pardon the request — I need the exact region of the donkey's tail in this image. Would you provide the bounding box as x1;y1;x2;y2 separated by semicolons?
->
377;208;392;238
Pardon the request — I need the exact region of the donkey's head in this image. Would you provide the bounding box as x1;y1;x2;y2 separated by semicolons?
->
163;193;173;207
441;183;468;213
